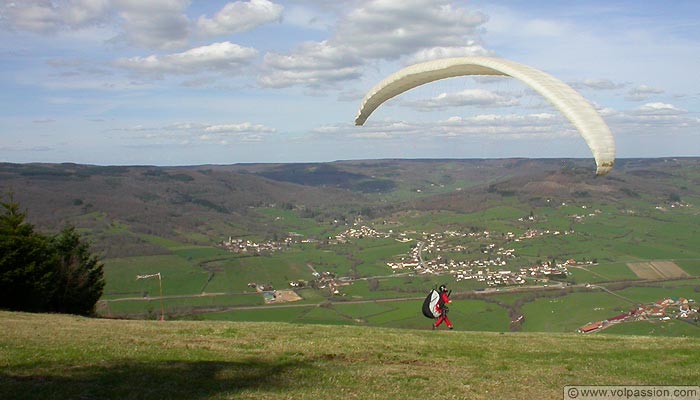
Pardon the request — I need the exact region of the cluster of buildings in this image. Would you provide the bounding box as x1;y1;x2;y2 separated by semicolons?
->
288;272;350;296
222;237;293;254
578;297;698;333
386;227;574;287
331;225;391;243
224;219;588;294
569;207;602;222
309;271;351;295
656;201;693;212
514;229;573;241
406;257;569;287
456;262;570;286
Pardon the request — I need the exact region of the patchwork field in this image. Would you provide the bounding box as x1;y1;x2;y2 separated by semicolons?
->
628;261;690;280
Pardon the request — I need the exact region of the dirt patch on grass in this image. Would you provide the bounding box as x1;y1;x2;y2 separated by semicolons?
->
264;290;302;304
627;261;689;280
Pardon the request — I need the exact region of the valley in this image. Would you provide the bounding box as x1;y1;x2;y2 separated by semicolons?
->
3;158;700;335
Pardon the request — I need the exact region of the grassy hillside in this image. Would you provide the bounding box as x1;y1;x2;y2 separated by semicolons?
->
1;311;699;400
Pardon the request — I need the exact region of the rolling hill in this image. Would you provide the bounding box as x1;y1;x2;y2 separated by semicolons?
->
3;157;698;258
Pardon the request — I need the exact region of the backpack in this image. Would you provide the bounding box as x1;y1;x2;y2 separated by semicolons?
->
422;289;441;319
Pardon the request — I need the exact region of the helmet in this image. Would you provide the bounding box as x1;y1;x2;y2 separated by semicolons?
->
439;284;447;292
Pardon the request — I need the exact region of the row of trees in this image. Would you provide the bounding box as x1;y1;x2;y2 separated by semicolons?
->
0;196;104;315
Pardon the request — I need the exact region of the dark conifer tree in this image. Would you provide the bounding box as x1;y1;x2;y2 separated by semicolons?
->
0;198;55;311
49;227;105;315
0;196;104;315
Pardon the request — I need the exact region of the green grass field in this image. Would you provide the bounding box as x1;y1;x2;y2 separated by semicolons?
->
2;311;700;400
96;197;700;337
103;255;209;298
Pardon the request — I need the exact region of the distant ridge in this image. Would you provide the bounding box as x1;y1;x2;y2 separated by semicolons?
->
2;157;698;257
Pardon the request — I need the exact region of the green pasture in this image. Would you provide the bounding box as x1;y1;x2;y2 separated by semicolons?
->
337;273;485;301
520;280;700;334
102;255;209;298
573;210;700;260
676;260;700;276
197;304;317;322
567;263;638;284
173;246;232;262
352;238;409;277
339;277;424;300
283;244;353;276
601;319;700;337
511;233;606;263
484;291;525;306
257;207;329;237
204;253;315;293
394;206;524;233
135;233;192;250
101;293;263;318
616;281;700;304
200;297;510;331
520;291;631;333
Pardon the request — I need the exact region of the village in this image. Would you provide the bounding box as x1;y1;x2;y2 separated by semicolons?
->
386;228;576;287
221;236;291;254
578;297;699;333
221;234;321;254
219;204;611;298
221;216;592;299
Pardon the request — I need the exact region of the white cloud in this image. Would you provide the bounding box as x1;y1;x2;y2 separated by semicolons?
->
204;122;276;134
399;88;519;111
408;43;492;64
625;85;664;101
602;102;698;137
0;0;111;32
0;0;192;50
632;102;685;116
335;0;487;59
114;41;258;76
64;0;111;26
574;78;627;91
165;122;208;130
197;0;283;36
259;41;363;87
260;0;488;88
281;3;335;31
316;111;571;141
112;0;190;49
122;120;277;146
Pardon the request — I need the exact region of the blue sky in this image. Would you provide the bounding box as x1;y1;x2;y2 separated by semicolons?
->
1;0;698;165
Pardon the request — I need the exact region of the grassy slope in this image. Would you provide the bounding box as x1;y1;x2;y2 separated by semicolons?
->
1;311;699;400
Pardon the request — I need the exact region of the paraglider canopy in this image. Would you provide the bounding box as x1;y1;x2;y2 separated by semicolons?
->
355;56;615;176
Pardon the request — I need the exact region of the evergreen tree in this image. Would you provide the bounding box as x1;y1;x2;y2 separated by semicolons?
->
0;198;55;311
49;227;105;315
0;196;104;315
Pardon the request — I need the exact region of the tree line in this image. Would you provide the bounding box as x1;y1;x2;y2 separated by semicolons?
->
0;196;104;315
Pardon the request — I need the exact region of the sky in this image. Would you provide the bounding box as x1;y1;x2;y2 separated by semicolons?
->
1;0;698;166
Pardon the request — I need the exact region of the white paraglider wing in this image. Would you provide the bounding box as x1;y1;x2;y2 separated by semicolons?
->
355;57;615;175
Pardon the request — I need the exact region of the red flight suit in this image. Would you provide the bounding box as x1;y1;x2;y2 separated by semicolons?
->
433;290;453;329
